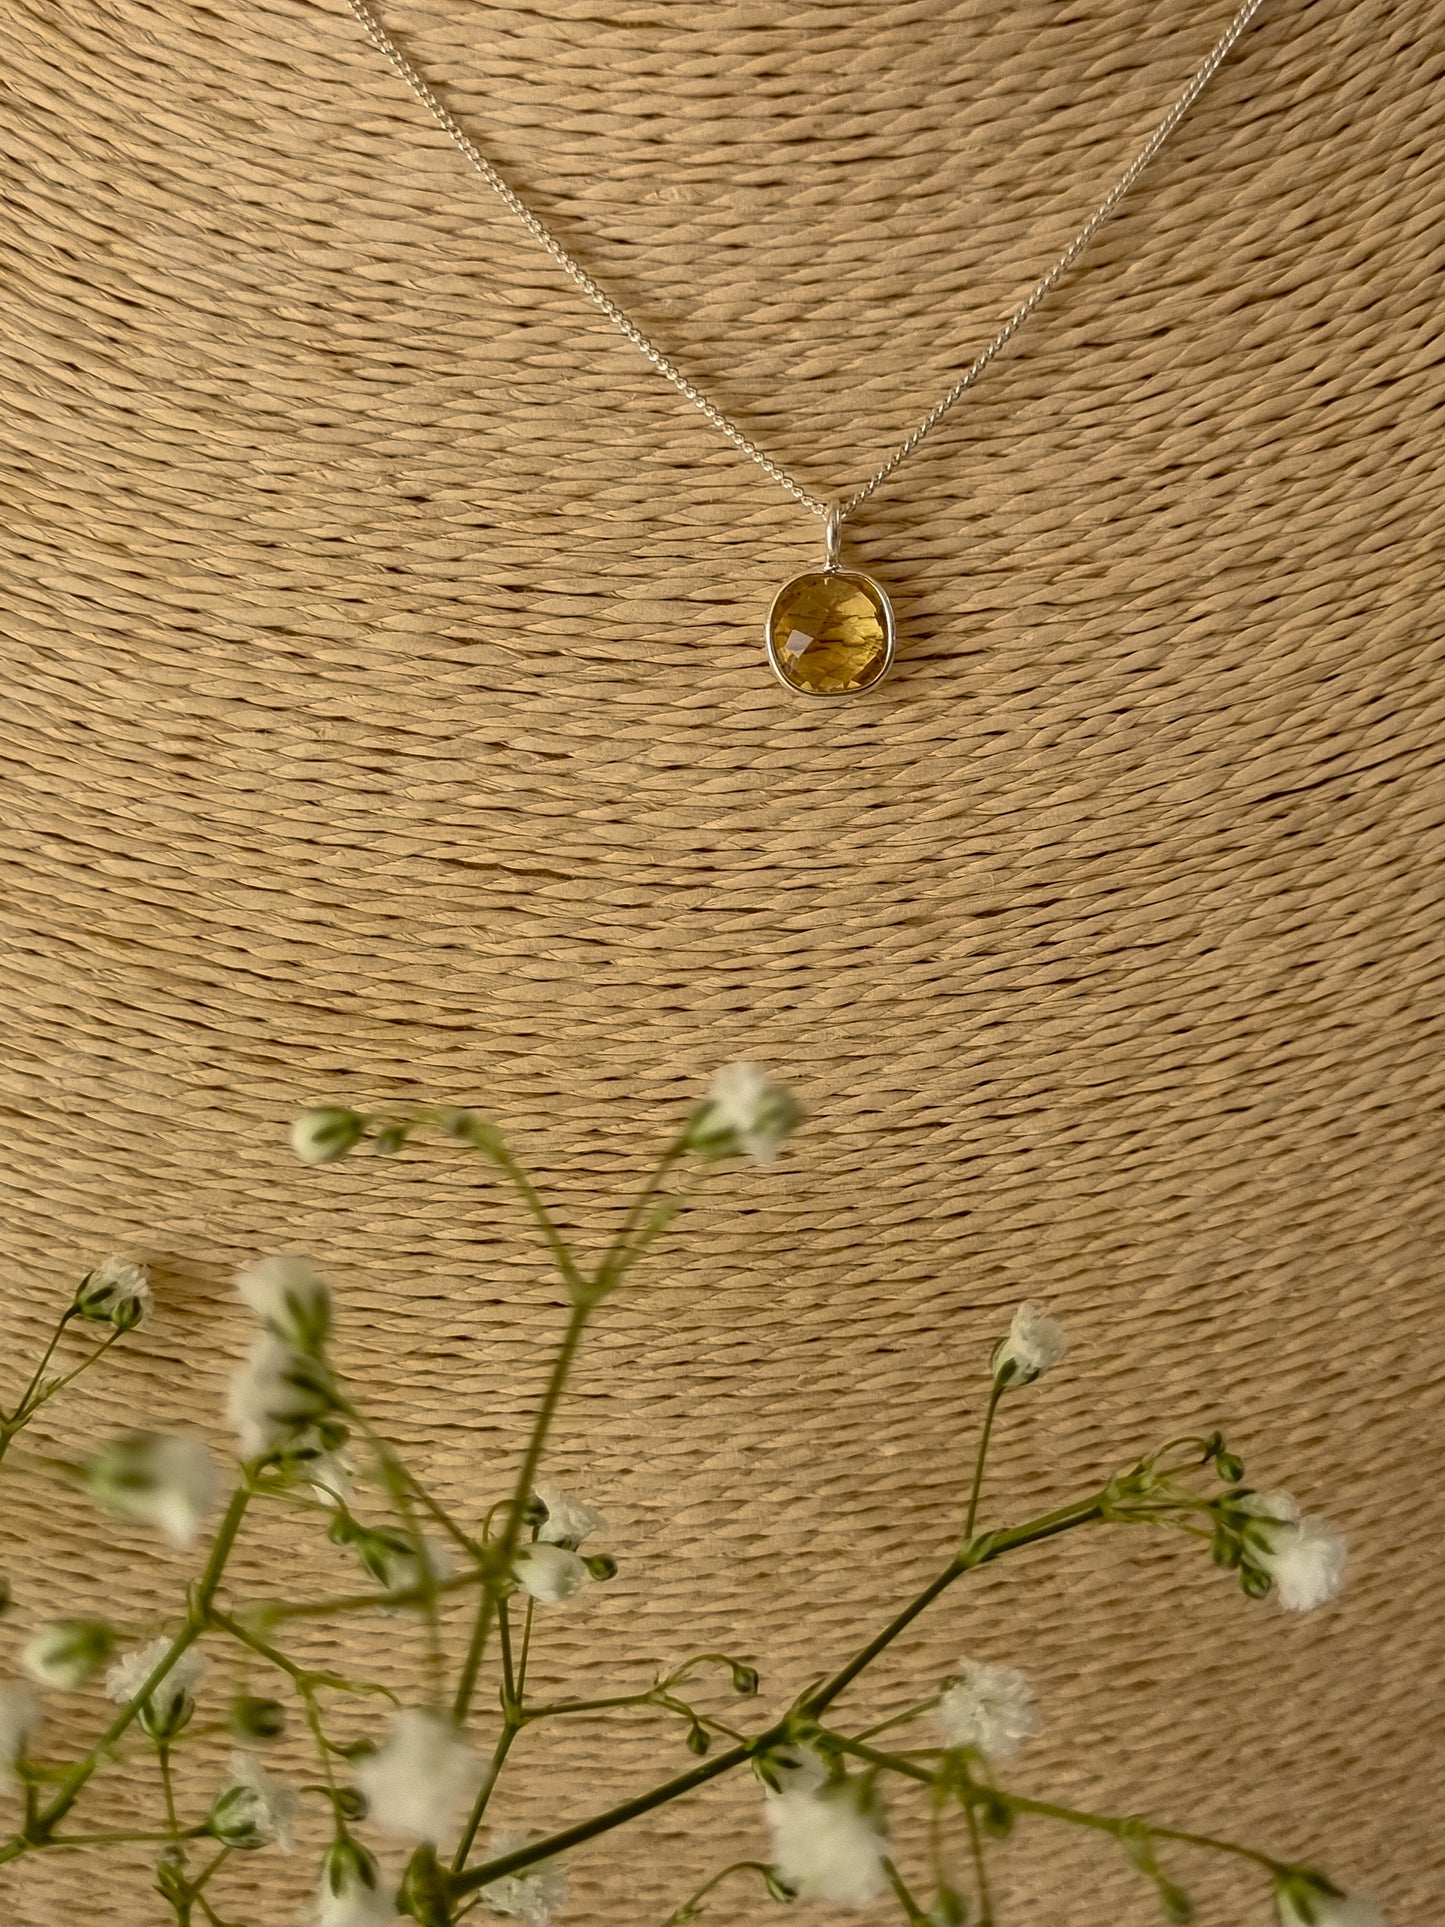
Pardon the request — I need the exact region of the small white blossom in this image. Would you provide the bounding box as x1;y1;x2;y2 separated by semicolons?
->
318;1838;400;1927
73;1256;152;1331
21;1620;113;1691
1276;1887;1385;1927
355;1709;481;1843
991;1302;1068;1388
1242;1491;1348;1612
533;1486;604;1550
764;1748;887;1906
936;1658;1039;1760
512;1542;587;1605
689;1064;801;1166
226;1330;332;1460
481;1829;569;1925
83;1432;221;1549
105;1638;207;1738
291;1106;365;1166
0;1681;41;1790
208;1749;299;1851
235;1254;332;1352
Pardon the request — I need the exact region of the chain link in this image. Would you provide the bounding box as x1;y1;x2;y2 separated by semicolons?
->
344;0;1267;528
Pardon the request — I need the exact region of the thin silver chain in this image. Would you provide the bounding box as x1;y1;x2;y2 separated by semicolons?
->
343;0;1268;528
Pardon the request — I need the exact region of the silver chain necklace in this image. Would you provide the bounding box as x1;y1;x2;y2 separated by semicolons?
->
343;0;1269;697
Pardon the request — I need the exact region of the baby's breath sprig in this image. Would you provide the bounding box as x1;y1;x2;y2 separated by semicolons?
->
0;1072;1385;1927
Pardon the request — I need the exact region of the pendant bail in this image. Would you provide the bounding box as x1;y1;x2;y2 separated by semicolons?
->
823;501;844;573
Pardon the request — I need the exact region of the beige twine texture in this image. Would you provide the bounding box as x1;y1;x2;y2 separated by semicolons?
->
1;0;1442;1921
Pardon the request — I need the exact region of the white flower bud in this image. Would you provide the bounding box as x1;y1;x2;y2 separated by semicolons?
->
533;1485;605;1550
936;1658;1039;1760
235;1255;332;1353
763;1746;887;1905
481;1829;569;1925
991;1302;1068;1388
21;1620;114;1691
83;1432;221;1549
512;1542;587;1605
1240;1491;1347;1612
354;1709;481;1843
208;1750;299;1851
291;1107;365;1166
0;1680;42;1789
319;1837;398;1927
687;1064;802;1167
73;1256;152;1332
105;1638;207;1741
226;1331;335;1462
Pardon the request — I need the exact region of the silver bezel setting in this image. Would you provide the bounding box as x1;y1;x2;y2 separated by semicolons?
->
764;566;897;699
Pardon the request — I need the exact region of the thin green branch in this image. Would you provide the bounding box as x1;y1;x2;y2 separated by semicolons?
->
452;1297;592;1724
451;1493;1109;1899
963;1382;1005;1540
12;1484;253;1850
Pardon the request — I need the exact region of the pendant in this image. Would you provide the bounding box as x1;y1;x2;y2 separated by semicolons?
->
765;505;895;697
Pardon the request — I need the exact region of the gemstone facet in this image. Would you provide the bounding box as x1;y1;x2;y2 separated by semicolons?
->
765;569;895;697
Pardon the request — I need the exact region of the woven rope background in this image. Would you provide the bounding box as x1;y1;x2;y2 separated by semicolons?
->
1;0;1442;1921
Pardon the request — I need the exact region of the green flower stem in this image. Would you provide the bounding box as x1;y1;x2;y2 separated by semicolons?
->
659;1860;780;1927
450;1493;1109;1900
158;1744;180;1836
25;1479;250;1857
821;1735;1285;1877
883;1856;931;1924
521;1691;658;1723
0;1309;76;1467
32;1829;209;1850
27;1326;126;1415
496;1598;518;1709
963;1382;1005;1541
854;1697;944;1743
963;1793;995;1926
802;1494;1106;1722
592;1138;689;1298
4;1308;74;1417
450;1716;521;1871
515;1597;536;1699
452;1739;757;1897
5;1483;253;1855
259;1567;485;1623
438;1111;587;1301
452;1296;592;1724
338;1401;483;1565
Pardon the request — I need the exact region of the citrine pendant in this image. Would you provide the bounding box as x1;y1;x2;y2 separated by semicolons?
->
765;506;895;697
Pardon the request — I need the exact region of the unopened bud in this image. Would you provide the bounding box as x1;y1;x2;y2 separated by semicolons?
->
73;1257;152;1332
229;1694;286;1742
322;1834;381;1900
334;1784;369;1822
730;1664;760;1696
584;1552;618;1582
685;1722;711;1756
22;1619;114;1690
397;1843;454;1927
290;1107;365;1166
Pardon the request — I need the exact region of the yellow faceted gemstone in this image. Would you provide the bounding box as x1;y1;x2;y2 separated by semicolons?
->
766;570;894;696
